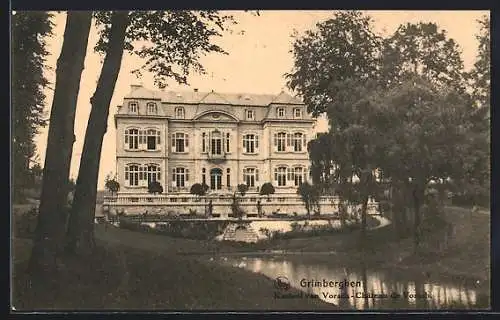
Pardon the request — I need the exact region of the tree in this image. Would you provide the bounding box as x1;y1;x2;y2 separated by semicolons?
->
286;10;381;117
67;10;239;255
148;181;163;195
190;183;208;197
237;183;249;197
469;15;490;109
12;11;53;202
104;178;120;196
297;182;320;219
29;11;93;272
260;182;275;200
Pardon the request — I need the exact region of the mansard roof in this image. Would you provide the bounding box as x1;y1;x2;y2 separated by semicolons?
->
124;85;304;106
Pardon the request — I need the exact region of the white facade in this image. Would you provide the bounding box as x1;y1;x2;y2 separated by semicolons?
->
114;85;316;195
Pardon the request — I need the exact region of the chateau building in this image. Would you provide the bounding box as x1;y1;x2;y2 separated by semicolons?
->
114;84;316;195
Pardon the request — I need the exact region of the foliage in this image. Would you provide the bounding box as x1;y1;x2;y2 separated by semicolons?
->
286;10;382;117
297;182;320;218
259;182;275;199
148;181;163;194
13;207;39;239
12;12;53;200
104;175;120;195
237;183;249;197
469;14;490;109
93;11;238;88
190;183;208;196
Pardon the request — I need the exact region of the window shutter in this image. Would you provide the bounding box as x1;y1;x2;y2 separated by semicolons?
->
255;135;259;150
242;135;246;153
287;133;291;147
204;132;209;153
158;171;161;181
287;168;292;181
172;169;176;182
171;134;175;152
226;132;230;153
125;131;129;144
185;134;189;151
186;169;189;181
255;169;259;181
302;134;306;148
157;131;161;144
273;134;277;147
125;170;129;180
274;170;278;181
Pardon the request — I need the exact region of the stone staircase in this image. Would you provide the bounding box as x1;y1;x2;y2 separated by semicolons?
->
221;222;259;243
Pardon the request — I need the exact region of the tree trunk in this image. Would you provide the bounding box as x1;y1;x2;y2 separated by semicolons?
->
413;184;425;254
66;11;129;255
29;11;92;272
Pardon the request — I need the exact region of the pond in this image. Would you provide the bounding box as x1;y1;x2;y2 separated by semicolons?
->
215;255;489;310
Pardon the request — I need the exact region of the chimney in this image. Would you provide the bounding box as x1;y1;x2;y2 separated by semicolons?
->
194;88;198;92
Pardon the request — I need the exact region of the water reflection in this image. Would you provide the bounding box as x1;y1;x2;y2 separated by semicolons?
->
222;256;487;310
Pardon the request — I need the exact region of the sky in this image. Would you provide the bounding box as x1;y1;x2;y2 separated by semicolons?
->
28;10;488;190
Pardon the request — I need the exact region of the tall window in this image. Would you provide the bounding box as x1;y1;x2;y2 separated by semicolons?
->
246;110;254;120
243;134;258;153
274;132;286;152
243;168;259;187
226;132;231;153
147;102;157;114
277;107;285;118
202;168;206;185
172;132;188;153
274;166;287;186
146;164;161;185
226;168;231;188
175;107;185;119
293;132;305;152
125;164;140;186
146;129;161;150
211;131;222;155
128;102;138;113
172;167;189;188
294;108;302;118
202;132;207;153
293;167;305;186
125;128;139;150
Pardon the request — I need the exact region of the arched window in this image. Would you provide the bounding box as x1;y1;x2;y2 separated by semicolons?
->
243;167;259;187
293;132;305;152
125;128;139;150
147;102;157;114
125;164;140;186
274;166;287;187
175;107;185;119
242;133;259;153
171;132;189;153
274;132;286;152
146;128;161;150
128;101;138;113
172;167;189;188
146;164;161;185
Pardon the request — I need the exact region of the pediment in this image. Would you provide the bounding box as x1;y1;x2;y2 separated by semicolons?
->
194;110;238;122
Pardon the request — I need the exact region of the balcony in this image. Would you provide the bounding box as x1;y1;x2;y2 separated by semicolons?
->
206;152;226;164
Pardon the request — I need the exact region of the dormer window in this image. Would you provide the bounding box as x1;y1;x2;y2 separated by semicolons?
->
246;110;254;120
147;102;157;114
277;107;285;118
128;102;138;114
175;107;185;119
294;108;302;118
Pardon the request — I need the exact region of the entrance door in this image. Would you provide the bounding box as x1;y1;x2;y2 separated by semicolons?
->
210;168;222;190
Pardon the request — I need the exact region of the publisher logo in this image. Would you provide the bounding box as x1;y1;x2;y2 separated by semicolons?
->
274;276;291;291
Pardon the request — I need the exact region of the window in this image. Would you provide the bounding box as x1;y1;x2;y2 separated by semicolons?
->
172;167;189;188
293;167;305;186
227;168;231;188
226;132;231;153
146;129;161;150
274;132;286;152
243;168;259;188
147;102;157;114
294;108;302;118
243;134;259;153
246;110;254;120
146;164;161;185
202;168;206;185
128;102;138;113
293;132;305;152
172;133;189;153
125;164;140;186
175;107;185;119
211;131;222;155
125;128;139;150
274;166;287;186
202;133;207;153
277;107;285;118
